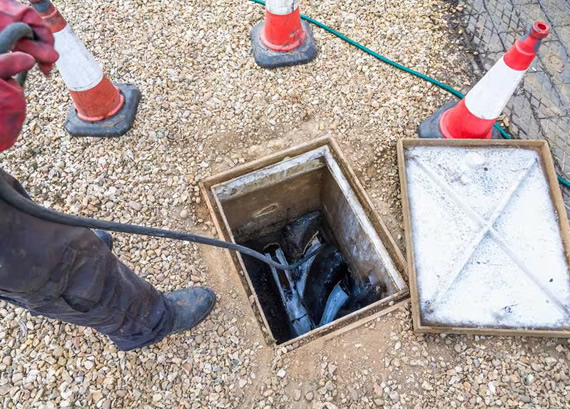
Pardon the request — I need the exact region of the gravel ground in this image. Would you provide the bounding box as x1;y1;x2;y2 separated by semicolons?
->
0;0;568;408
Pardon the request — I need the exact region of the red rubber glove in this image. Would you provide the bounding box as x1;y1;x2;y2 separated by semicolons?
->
0;52;35;151
0;0;59;75
0;0;59;152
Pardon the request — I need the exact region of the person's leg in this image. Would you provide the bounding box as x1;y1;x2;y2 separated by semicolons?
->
0;169;215;350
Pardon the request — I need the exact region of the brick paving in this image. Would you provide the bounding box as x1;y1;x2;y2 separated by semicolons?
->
457;0;570;205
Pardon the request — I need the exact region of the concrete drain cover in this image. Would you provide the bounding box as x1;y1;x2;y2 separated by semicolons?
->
398;139;570;337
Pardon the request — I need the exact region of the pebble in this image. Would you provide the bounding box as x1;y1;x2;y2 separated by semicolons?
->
305;392;314;402
519;395;531;403
128;201;142;211
294;389;302;401
348;386;359;400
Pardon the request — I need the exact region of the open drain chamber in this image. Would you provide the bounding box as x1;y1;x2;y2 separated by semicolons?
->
202;137;408;346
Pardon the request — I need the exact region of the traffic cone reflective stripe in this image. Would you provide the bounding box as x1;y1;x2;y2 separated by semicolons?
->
418;21;550;140
463;57;527;120
261;0;305;52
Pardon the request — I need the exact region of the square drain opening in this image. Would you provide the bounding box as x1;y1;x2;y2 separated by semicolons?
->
202;138;408;346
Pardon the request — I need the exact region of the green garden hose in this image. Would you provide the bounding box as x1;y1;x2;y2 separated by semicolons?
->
248;0;570;189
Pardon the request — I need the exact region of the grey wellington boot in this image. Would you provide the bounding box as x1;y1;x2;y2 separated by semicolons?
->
166;287;217;334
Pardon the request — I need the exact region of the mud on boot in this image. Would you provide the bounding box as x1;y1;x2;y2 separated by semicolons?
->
166;287;216;334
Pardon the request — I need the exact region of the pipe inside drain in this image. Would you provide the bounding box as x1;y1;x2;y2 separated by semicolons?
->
241;211;387;341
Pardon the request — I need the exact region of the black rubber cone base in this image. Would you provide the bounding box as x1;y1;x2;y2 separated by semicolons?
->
65;83;141;137
418;101;455;139
418;101;501;139
251;21;317;69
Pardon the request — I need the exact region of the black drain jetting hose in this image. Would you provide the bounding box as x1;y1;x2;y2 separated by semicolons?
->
0;176;320;270
0;22;32;85
0;23;319;271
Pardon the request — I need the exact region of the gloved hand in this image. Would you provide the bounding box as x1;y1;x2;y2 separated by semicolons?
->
0;0;59;152
0;0;58;75
0;52;35;151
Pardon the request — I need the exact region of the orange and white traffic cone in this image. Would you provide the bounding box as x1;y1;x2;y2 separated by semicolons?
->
419;21;550;139
250;0;317;69
29;0;140;137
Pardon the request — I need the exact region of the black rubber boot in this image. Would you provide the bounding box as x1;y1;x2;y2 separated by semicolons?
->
93;230;113;250
166;287;216;334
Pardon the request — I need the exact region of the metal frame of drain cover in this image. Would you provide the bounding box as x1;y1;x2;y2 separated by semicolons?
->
398;138;570;338
201;137;410;349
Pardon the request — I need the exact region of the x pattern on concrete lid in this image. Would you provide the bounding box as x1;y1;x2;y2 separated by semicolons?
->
404;144;570;332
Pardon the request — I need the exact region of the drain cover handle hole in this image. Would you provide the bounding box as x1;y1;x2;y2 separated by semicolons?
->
254;203;280;218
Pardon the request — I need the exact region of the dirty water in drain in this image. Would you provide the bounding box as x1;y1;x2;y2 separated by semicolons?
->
241;211;387;344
